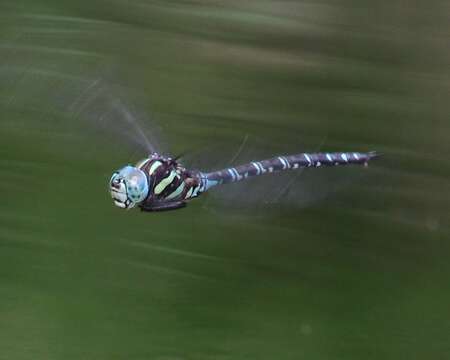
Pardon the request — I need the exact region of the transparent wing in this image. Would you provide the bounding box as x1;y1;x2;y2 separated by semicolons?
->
1;56;162;156
66;81;163;155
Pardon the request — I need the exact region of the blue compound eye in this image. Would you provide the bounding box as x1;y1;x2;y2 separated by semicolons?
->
109;166;149;207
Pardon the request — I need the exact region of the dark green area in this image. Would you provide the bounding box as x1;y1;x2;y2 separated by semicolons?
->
1;0;449;359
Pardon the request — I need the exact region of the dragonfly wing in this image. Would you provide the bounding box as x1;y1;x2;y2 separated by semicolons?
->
70;81;163;155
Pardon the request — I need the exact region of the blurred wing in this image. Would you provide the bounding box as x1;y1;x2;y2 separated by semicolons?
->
0;55;162;155
67;82;162;155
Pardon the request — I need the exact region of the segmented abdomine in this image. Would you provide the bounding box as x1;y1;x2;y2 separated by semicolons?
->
202;151;378;187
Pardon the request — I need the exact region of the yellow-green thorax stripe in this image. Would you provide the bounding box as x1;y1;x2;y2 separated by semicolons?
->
135;158;150;169
148;161;163;175
165;182;185;200
184;187;194;199
154;170;178;195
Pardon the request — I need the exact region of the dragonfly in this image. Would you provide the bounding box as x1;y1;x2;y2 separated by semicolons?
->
66;82;379;212
110;150;379;211
0;60;379;211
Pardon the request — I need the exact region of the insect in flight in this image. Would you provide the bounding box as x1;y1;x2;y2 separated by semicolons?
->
110;146;379;212
110;152;377;211
82;87;379;212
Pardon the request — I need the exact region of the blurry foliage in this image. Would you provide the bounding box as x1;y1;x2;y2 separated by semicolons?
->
0;0;449;359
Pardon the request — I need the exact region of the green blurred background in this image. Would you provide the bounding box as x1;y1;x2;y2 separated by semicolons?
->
1;0;449;359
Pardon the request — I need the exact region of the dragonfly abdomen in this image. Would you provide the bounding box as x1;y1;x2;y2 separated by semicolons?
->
201;151;378;190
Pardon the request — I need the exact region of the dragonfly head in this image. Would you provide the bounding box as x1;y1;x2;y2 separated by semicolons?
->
109;166;149;209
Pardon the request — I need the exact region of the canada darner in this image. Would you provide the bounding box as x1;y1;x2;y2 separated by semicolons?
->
110;150;379;211
40;78;379;212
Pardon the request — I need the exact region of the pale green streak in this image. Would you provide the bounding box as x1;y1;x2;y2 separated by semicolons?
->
148;161;162;175
165;181;185;200
154;171;177;195
184;187;193;199
135;158;149;168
